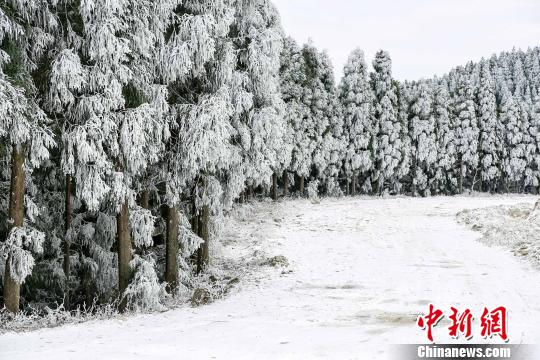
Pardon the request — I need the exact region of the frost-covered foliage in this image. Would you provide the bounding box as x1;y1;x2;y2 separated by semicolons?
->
0;0;58;311
283;41;345;192
371;51;403;194
130;208;155;248
432;79;456;194
49;0;174;212
408;80;436;196
1;227;45;284
477;60;502;189
0;301;119;333
500;84;526;187
280;37;312;181
123;255;167;312
453;70;479;193
339;49;374;193
230;0;291;193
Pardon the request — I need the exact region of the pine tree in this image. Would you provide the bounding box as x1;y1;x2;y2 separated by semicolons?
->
316;51;345;196
530;95;540;190
453;71;479;193
163;0;238;278
477;60;501;192
371;50;402;194
0;0;57;313
394;81;412;194
512;55;536;190
500;84;526;191
300;43;344;196
280;37;310;195
525;48;540;99
232;0;290;200
408;80;437;196
339;48;374;195
432;79;456;194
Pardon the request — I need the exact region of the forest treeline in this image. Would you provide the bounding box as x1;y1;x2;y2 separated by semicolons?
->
1;0;539;314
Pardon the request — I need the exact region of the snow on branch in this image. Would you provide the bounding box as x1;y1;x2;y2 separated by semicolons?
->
123;255;167;312
1;226;45;284
129;207;155;248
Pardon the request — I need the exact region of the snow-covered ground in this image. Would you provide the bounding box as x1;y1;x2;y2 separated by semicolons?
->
2;195;540;359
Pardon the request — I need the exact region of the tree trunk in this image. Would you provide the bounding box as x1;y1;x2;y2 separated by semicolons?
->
411;155;417;196
478;174;483;193
375;177;382;196
459;159;464;194
238;191;244;204
139;190;149;209
299;176;305;196
470;169;477;193
352;172;357;196
283;170;289;197
117;200;131;312
190;198;199;266
165;206;179;292
63;174;72;310
197;204;210;273
4;146;25;313
271;173;278;201
191;199;199;235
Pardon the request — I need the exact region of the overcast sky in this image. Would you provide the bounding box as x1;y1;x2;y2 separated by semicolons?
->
272;0;540;81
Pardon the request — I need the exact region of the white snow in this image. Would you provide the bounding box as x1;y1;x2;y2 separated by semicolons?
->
2;196;540;359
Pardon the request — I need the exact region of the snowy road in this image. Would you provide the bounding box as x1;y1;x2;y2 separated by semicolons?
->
2;196;540;359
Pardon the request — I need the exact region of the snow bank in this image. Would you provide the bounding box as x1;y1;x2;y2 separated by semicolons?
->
457;200;540;266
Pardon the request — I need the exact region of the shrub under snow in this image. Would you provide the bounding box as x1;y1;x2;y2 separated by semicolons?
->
457;201;540;266
122;256;168;312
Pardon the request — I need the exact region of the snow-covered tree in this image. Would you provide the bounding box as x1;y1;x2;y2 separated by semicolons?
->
453;70;479;193
500;84;526;191
525;48;540;99
298;42;344;196
339;48;374;194
158;0;238;281
408;80;436;196
0;0;57;313
394;81;412;194
477;60;501;192
432;79;456;194
370;50;402;194
530;95;540;190
231;0;290;198
280;37;310;195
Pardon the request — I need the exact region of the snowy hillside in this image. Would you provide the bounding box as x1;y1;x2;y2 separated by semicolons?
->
2;196;540;359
